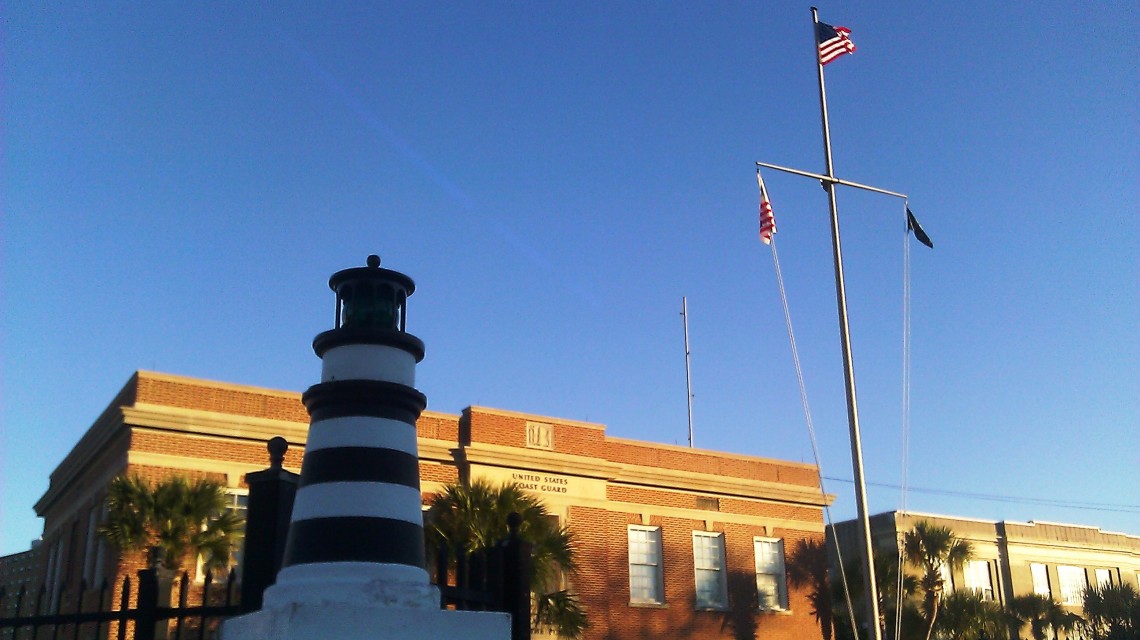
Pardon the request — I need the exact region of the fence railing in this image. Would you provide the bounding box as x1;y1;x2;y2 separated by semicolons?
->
0;566;238;640
433;513;533;640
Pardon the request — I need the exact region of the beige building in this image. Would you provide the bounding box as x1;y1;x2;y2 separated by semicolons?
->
829;511;1140;638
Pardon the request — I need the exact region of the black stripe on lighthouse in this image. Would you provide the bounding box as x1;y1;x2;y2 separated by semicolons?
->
283;517;427;567
298;447;420;489
302;379;427;424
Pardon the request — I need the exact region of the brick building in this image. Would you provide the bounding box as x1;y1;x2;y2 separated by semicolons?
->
9;370;833;639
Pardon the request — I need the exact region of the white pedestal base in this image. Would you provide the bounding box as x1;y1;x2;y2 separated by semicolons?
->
221;600;511;640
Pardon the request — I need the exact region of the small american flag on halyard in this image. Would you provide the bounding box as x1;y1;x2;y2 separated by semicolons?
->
757;172;776;244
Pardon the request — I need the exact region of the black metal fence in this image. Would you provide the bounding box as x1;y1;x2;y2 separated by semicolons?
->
434;514;533;640
0;566;237;640
0;439;533;640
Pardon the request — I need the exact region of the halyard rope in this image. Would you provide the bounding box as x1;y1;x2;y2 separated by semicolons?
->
768;240;861;640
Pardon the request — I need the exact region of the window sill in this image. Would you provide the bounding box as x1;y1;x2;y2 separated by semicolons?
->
628;601;668;609
694;605;729;612
758;608;792;616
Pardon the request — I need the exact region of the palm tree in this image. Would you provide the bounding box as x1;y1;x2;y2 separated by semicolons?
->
1007;593;1081;640
1079;582;1139;640
934;591;1004;640
425;480;586;639
829;550;922;640
902;521;972;640
99;475;244;573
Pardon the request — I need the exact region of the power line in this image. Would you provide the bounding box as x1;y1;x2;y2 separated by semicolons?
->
822;476;1140;515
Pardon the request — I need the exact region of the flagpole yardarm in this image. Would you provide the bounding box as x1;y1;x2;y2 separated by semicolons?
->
811;7;884;640
755;161;908;200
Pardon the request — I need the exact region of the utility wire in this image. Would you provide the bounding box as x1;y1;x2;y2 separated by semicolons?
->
823;476;1140;514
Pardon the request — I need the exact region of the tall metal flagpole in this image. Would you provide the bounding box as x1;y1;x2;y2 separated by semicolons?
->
811;7;883;640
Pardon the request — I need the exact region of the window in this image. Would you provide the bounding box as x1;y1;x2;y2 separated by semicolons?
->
82;507;100;583
542;514;567;592
46;537;65;610
1094;568;1112;588
939;562;955;593
45;539;62;593
692;532;727;609
1031;563;1051;597
964;560;994;601
92;534;106;585
1057;565;1087;605
754;537;788;610
628;526;664;603
195;489;248;582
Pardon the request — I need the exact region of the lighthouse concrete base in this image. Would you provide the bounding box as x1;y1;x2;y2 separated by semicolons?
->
221;599;511;640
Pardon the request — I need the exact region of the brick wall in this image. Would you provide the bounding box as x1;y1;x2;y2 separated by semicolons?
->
134;375;307;423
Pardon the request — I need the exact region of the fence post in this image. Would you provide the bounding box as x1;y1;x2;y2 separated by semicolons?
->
500;513;532;640
135;548;166;640
238;436;299;613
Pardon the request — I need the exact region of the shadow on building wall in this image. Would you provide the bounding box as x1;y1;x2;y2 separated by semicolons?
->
787;537;834;640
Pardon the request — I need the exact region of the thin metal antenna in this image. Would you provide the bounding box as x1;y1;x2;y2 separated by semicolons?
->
681;297;695;448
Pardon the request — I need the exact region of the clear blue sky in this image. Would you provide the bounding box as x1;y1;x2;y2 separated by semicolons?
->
3;2;1137;556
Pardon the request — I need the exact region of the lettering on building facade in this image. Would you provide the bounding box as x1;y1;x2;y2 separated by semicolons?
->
510;471;571;494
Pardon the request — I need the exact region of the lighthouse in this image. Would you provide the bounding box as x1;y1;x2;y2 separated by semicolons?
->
222;255;509;640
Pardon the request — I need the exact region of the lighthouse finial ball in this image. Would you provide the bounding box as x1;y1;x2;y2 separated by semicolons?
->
366;254;381;268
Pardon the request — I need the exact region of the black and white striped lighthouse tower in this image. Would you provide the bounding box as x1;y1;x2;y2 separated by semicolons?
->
223;255;509;640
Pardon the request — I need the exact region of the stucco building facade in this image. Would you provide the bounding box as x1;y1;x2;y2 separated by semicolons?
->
828;511;1140;639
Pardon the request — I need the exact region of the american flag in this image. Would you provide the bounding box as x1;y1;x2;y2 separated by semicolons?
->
817;21;856;65
757;172;776;245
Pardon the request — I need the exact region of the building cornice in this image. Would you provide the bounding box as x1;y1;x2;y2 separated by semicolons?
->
123;405;310;444
604;435;822;471
603;500;826;534
456;442;622;479
458;442;832;507
127;450;282;486
417;438;457;464
35;412;129;517
612;465;833;507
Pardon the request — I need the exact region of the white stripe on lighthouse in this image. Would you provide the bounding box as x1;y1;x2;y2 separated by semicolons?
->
321;343;416;385
304;416;419;454
289;482;425;525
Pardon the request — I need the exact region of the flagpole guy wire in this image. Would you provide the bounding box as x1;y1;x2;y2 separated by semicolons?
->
765;236;860;640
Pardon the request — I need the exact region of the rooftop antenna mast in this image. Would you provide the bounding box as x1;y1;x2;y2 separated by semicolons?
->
682;296;695;448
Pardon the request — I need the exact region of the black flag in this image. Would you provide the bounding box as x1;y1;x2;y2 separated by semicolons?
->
907;208;933;248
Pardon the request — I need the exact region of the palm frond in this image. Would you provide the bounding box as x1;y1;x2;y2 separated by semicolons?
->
98;474;240;572
425;480;584;638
